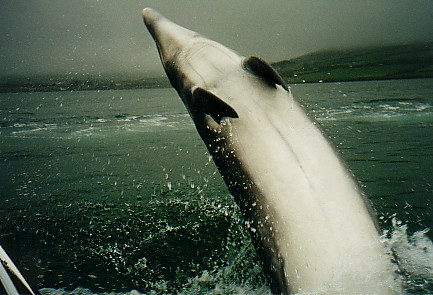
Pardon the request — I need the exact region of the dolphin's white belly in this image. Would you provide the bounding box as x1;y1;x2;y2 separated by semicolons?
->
222;86;395;293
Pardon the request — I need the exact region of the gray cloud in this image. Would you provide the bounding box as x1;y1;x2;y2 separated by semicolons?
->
1;0;432;80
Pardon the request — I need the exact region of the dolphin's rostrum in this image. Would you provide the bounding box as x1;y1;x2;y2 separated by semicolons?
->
141;7;400;294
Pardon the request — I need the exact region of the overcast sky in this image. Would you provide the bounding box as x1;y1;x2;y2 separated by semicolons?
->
1;0;433;80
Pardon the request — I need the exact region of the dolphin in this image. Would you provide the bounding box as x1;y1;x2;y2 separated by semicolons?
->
141;8;400;294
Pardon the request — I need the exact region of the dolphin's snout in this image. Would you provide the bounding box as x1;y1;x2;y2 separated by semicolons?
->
142;8;160;27
142;7;199;67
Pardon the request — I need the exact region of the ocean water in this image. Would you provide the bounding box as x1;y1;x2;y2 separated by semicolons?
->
0;78;432;294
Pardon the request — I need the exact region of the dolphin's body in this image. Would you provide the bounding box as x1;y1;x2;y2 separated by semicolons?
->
142;8;399;294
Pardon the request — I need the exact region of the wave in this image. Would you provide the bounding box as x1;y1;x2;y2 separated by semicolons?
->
1;113;193;139
39;288;144;295
316;99;433;123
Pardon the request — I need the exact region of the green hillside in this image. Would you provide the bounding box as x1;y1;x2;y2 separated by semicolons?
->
272;42;433;83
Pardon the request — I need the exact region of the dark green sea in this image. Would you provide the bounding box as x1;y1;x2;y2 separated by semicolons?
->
1;78;432;294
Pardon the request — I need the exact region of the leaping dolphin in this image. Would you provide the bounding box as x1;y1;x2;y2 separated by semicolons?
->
141;8;400;294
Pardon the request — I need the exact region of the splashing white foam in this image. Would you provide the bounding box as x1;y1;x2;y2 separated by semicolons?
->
382;218;433;292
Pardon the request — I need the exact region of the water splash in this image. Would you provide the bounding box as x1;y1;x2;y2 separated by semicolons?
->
382;218;433;293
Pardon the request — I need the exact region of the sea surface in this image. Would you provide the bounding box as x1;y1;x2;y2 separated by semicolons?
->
0;78;432;294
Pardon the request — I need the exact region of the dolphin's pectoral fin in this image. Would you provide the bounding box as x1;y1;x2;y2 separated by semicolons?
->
192;87;239;123
243;56;289;91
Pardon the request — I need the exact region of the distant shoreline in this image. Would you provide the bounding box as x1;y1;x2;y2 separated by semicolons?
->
0;77;172;94
1;42;432;93
1;76;432;94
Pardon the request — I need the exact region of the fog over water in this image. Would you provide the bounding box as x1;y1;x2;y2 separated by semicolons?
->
1;0;433;80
